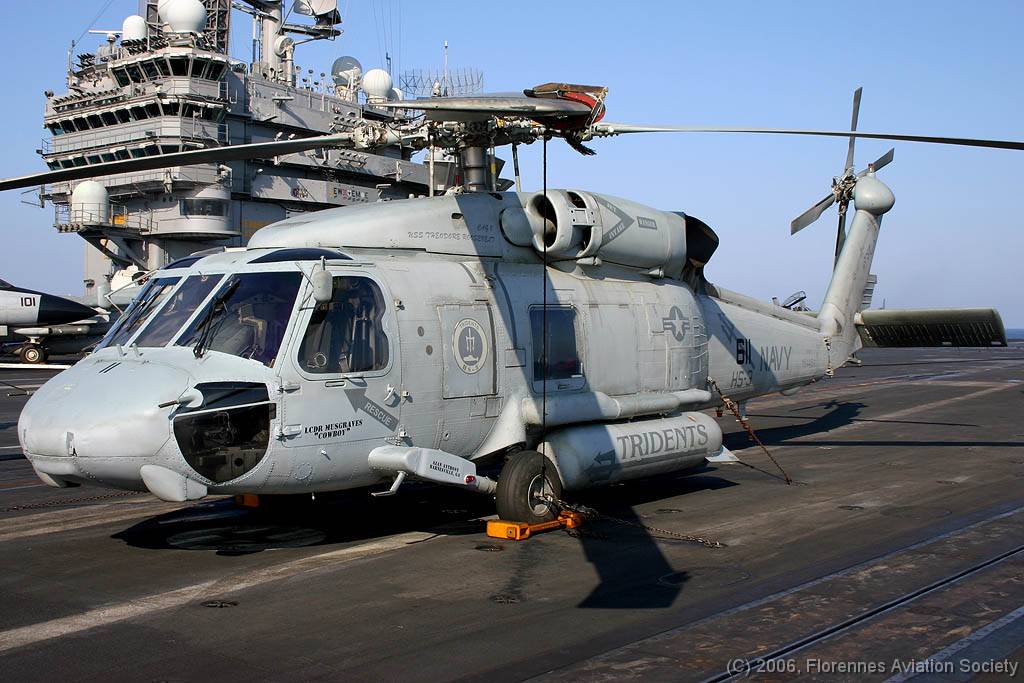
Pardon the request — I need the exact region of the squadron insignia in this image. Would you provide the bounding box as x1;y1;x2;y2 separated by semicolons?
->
453;318;487;374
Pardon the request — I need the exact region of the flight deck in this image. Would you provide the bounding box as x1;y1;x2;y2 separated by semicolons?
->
0;343;1021;681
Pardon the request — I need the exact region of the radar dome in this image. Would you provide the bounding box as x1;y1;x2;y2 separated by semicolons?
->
387;87;404;102
121;15;147;41
361;69;393;100
331;56;362;88
71;181;110;224
160;0;207;34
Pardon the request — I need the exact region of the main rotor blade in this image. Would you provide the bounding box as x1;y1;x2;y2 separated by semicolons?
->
591;123;1024;152
791;193;835;234
845;87;862;173
0;133;354;192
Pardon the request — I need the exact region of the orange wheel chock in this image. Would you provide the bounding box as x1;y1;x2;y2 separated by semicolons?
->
486;510;586;541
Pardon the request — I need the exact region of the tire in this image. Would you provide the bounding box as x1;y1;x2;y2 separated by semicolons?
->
495;450;563;524
20;345;45;364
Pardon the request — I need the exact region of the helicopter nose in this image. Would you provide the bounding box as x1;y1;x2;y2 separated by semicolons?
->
19;358;192;490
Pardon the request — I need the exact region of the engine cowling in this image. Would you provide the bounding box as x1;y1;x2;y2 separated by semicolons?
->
500;189;687;276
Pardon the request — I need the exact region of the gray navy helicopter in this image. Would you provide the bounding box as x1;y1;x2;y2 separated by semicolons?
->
5;83;1016;523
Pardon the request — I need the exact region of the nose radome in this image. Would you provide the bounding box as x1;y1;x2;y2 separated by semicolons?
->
37;294;97;325
20;359;193;462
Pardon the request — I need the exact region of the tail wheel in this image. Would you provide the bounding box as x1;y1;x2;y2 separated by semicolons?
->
20;345;46;364
495;450;563;524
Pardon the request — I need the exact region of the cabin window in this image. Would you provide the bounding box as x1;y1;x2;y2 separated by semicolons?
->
133;273;224;347
297;276;390;374
141;60;160;80
175;271;302;367
98;276;182;348
530;306;583;383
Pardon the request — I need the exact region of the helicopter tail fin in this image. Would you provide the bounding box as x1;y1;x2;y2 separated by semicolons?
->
816;173;894;362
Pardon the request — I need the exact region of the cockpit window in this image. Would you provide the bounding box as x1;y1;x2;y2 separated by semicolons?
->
133;273;224;347
99;276;181;348
176;271;301;367
297;276;390;374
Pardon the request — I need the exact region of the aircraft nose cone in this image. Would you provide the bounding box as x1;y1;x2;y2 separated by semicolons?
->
37;294;96;325
19;359;193;488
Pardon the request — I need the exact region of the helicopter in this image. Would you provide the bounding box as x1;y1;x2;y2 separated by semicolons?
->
6;83;1017;523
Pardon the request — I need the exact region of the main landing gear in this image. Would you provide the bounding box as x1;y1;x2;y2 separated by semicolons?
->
494;450;563;525
19;344;47;364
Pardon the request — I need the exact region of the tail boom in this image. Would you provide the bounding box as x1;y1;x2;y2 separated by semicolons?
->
817;173;895;361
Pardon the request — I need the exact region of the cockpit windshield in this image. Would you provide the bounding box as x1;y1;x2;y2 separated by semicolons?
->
175;271;302;367
98;276;181;349
133;273;224;348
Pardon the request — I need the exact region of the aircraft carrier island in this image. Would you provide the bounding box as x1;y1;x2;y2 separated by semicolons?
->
39;0;444;301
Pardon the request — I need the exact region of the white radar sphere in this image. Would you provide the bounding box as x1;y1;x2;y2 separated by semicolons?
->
71;181;110;223
387;87;404;101
121;15;148;41
361;69;393;99
161;0;207;34
331;56;362;88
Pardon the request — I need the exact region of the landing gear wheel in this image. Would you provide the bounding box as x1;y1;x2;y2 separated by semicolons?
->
19;345;46;364
495;450;563;524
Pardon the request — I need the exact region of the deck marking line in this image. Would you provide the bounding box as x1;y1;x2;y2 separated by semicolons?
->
0;530;435;654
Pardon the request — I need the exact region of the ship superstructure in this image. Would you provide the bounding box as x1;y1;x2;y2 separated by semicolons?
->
39;0;448;299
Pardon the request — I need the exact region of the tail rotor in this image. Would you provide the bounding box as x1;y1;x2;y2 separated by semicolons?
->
789;87;895;266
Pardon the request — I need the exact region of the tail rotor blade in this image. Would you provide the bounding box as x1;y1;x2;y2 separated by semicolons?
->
868;147;895;174
791;193;835;234
844;87;862;173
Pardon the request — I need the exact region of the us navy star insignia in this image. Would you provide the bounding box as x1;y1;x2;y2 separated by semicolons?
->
662;306;689;342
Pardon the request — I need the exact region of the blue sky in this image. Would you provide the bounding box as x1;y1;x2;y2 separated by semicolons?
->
1;1;1021;325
